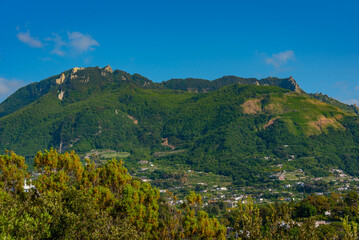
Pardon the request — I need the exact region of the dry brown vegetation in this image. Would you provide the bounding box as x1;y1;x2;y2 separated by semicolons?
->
241;99;262;114
308;116;345;132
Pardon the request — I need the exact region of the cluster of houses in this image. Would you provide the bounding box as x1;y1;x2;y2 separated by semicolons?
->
134;158;359;211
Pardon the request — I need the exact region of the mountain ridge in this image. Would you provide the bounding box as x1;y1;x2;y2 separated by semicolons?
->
0;65;305;118
1;66;359;186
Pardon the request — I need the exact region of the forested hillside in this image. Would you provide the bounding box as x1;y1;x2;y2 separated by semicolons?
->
1;66;359;186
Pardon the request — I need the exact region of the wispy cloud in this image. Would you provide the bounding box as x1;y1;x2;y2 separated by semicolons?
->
17;30;43;48
265;50;295;68
46;33;67;56
0;77;25;101
68;32;99;53
355;86;359;90
16;27;99;57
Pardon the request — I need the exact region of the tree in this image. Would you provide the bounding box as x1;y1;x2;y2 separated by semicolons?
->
0;150;227;239
295;201;317;218
34;149;83;193
0;150;29;194
342;215;359;240
234;197;263;239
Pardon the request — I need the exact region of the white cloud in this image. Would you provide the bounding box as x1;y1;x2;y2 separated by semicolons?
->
46;33;67;56
15;28;99;56
355;86;359;90
0;78;25;101
68;32;99;53
265;50;295;68
17;30;43;48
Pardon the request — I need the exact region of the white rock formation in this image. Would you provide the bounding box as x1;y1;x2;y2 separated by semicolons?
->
72;67;84;74
56;73;66;84
104;65;113;73
58;90;65;100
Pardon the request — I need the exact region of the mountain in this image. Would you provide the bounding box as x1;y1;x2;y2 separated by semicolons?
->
0;66;160;118
163;75;302;93
308;92;359;114
1;65;359;185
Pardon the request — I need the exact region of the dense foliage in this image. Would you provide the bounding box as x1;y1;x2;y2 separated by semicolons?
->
0;150;226;239
2;150;359;239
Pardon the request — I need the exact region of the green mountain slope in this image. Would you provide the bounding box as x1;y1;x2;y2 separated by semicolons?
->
1;66;359;185
309;92;359;114
0;76;55;118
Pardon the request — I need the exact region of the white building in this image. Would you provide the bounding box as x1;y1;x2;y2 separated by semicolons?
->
23;180;35;192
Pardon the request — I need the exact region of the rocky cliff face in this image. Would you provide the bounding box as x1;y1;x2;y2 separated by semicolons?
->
103;65;113;73
287;76;302;93
56;73;66;85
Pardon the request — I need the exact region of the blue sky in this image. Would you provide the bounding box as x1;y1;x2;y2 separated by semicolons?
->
1;0;359;104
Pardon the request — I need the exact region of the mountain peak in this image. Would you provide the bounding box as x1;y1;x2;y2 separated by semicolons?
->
72;67;85;74
287;76;302;93
103;65;113;73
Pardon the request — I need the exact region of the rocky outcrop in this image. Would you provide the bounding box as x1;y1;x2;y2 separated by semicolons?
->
56;73;66;85
262;117;279;129
353;104;359;114
143;81;151;87
127;115;138;124
287;76;302;93
72;67;84;74
103;65;113;73
71;67;84;79
161;138;176;150
58;90;65;100
187;88;199;93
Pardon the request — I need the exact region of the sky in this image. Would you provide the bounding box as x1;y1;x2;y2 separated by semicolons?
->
1;0;359;104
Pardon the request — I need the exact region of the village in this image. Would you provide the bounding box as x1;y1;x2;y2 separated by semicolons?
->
131;157;359;210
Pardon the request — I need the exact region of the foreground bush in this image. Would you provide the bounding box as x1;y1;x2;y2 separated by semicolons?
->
0;149;226;239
